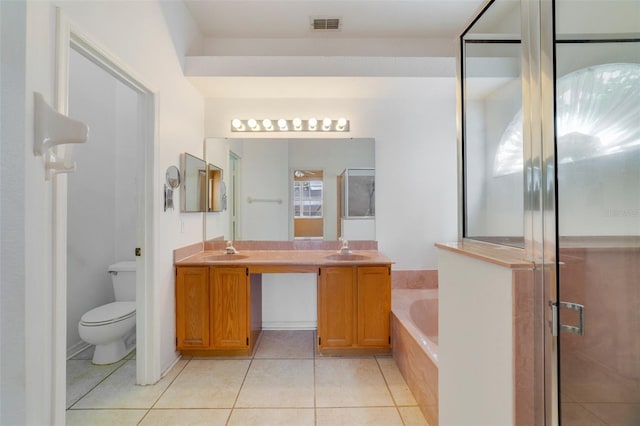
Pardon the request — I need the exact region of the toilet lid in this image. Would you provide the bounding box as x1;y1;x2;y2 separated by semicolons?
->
81;301;136;326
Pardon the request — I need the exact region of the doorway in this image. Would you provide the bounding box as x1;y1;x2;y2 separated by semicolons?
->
65;43;143;406
229;152;240;240
53;11;156;423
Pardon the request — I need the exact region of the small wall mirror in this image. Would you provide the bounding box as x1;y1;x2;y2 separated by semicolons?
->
166;166;180;188
164;165;180;211
181;152;207;212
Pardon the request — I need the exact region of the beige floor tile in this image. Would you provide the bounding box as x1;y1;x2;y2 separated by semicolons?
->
154;359;250;408
66;359;126;408
376;357;418;406
227;408;315;425
581;403;640;425
139;408;230;425
316;407;404;426
236;359;315;408
398;406;430;426
66;409;146;425
315;358;395;407
254;330;314;359
73;359;187;409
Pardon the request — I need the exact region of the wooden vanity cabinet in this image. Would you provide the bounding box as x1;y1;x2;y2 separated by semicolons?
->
176;265;255;355
317;265;391;354
318;267;356;348
211;266;249;349
357;266;392;347
175;266;210;349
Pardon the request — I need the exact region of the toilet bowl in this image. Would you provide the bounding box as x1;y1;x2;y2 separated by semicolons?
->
78;301;136;364
78;261;137;365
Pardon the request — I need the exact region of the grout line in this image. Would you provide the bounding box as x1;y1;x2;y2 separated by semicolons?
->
136;356;191;425
313;329;318;426
375;356;407;425
66;356;130;410
225;335;259;425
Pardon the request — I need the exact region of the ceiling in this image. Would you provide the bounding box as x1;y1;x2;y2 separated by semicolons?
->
182;1;488;99
184;0;486;40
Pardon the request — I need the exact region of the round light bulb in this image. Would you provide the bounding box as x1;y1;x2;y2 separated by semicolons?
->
262;119;272;129
337;117;347;128
277;119;287;130
308;118;317;129
231;119;242;129
293;118;302;128
247;118;257;129
323;118;332;127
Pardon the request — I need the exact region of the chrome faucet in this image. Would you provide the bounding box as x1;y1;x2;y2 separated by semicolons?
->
338;239;352;255
225;240;239;254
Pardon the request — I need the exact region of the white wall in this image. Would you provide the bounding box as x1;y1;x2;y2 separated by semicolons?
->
204;90;459;270
438;249;514;426
1;1;205;422
66;47;139;354
1;2;28;423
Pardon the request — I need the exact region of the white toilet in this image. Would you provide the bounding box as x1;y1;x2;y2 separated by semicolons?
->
78;261;137;365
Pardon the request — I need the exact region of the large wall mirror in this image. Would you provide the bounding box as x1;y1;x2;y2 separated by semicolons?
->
204;137;375;242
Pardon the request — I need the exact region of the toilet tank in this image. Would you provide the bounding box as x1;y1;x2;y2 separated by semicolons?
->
108;261;137;301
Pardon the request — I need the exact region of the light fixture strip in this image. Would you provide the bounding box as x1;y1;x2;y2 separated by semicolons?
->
231;118;349;132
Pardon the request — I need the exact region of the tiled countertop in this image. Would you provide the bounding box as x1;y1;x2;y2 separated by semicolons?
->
176;250;393;272
435;240;534;269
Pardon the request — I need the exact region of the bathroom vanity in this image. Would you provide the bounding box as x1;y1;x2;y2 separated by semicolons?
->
174;248;392;356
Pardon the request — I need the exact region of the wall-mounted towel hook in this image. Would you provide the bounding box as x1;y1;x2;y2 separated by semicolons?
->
33;92;89;180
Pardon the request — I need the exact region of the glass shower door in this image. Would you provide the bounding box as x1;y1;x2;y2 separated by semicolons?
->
555;1;640;424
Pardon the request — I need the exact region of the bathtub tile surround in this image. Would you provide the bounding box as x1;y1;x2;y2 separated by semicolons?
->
392;289;439;425
67;330;429;425
392;270;438;289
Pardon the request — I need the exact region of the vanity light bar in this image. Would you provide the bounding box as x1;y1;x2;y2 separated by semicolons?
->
231;118;349;132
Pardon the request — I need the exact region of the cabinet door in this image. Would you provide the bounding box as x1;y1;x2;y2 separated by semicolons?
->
318;267;356;348
211;267;249;349
176;267;210;349
357;266;391;347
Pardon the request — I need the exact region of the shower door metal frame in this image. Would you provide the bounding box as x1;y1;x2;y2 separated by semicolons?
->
457;0;560;423
522;0;558;424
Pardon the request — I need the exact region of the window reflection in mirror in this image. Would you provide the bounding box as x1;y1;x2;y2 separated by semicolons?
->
461;0;524;247
293;170;324;238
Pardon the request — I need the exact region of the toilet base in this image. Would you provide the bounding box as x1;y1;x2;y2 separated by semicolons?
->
92;331;136;365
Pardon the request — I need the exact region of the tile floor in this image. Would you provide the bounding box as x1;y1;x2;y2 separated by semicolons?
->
67;330;429;425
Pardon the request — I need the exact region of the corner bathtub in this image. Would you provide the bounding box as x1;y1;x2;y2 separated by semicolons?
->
392;289;439;426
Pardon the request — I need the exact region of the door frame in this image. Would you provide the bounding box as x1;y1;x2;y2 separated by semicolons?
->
52;8;158;422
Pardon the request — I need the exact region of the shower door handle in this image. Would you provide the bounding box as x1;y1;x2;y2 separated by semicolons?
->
551;301;584;336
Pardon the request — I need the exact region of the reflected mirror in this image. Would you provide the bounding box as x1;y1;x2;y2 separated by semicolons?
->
207;163;224;212
181;152;207;212
204;137;375;241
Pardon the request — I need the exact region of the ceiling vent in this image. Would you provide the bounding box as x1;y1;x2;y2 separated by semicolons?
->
311;17;341;31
